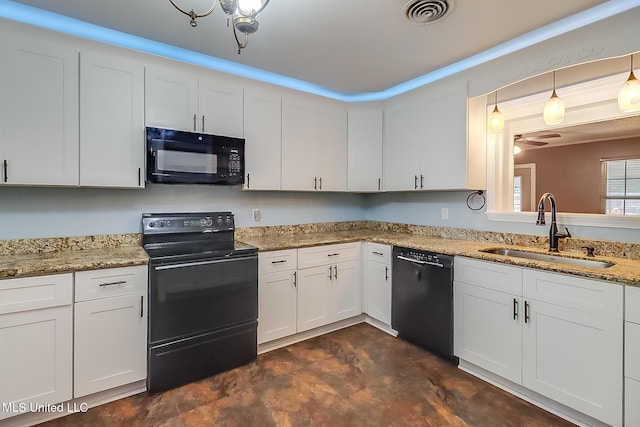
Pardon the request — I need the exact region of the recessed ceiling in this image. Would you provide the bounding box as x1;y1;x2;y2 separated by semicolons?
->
2;0;624;96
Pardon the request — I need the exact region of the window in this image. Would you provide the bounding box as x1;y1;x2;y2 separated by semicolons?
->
601;159;640;216
513;176;522;212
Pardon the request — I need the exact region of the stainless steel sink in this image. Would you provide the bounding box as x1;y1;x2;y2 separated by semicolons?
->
480;248;615;269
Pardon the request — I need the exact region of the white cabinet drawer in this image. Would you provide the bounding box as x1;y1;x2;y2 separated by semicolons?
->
298;242;360;269
259;249;298;273
627;286;640;324
75;265;147;302
454;257;522;295
0;273;73;314
523;269;622;318
626;321;640;380
363;242;391;262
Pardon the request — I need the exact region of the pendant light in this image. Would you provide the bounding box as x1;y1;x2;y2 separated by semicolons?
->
618;55;640;113
543;71;565;125
487;91;504;133
513;144;522;156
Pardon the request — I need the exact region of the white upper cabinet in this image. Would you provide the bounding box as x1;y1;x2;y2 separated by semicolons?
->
348;107;383;192
80;52;145;188
145;65;244;137
243;86;282;190
199;76;244;137
0;28;79;186
145;66;199;132
383;79;486;191
282;93;348;191
383;98;425;191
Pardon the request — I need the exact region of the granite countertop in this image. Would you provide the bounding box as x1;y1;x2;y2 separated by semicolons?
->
1;224;639;287
0;246;148;279
238;230;640;287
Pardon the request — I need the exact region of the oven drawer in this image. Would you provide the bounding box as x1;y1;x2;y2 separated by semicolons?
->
259;249;298;273
298;242;361;269
75;265;147;302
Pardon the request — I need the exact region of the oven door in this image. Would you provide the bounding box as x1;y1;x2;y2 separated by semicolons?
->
148;253;258;345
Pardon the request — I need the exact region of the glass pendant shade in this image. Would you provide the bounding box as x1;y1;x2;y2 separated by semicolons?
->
543;71;565;125
513;145;522;156
618;70;640;113
487;92;504;133
543;89;565;125
488;105;504;133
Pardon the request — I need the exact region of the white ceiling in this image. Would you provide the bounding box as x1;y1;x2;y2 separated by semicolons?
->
5;0;615;95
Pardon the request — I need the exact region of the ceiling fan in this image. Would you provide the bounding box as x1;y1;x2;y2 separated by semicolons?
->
513;133;561;147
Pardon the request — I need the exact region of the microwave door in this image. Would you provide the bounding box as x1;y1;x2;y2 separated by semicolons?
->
156;150;218;175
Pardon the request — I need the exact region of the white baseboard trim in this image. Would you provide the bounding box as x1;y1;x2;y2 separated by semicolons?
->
458;360;610;427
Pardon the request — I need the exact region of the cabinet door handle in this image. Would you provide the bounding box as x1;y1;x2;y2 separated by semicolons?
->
385;266;389;281
420;174;424;189
319;177;322;190
193;113;197;131
333;265;338;280
513;298;518;320
314;177;317;190
378;178;381;191
138;167;141;187
140;295;144;318
293;271;297;287
246;173;250;189
524;301;530;323
202;115;205;132
3;160;7;183
99;280;126;287
414;175;418;190
328;266;333;280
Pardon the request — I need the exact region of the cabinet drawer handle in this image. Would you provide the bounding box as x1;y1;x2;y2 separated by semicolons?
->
372;251;384;256
271;260;287;264
327;253;340;257
524;301;530;323
99;280;126;287
385;266;389;281
513;298;518;320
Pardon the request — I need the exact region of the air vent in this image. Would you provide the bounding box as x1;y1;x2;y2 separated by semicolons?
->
403;0;454;24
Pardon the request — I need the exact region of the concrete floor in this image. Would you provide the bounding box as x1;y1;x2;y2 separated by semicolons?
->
37;323;573;426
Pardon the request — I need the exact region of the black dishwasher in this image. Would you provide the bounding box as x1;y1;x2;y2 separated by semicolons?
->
392;246;457;363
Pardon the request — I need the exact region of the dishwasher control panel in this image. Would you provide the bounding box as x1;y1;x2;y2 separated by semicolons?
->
393;246;454;268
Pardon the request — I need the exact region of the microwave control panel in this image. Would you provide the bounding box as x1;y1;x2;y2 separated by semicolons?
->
228;149;242;176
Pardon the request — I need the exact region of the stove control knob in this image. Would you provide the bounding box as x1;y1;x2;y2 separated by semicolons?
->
159;221;166;228
149;222;155;228
225;216;232;225
217;216;223;225
206;217;213;226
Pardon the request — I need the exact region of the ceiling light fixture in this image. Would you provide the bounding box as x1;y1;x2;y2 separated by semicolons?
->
169;0;270;54
618;54;640;113
487;91;504;134
543;71;565;125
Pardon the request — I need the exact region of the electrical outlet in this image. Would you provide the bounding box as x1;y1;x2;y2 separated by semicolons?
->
252;209;261;222
441;207;449;220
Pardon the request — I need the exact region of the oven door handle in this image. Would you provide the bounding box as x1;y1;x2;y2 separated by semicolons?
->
154;255;257;270
396;255;444;268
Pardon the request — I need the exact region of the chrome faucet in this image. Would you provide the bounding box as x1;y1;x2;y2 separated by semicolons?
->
536;192;571;252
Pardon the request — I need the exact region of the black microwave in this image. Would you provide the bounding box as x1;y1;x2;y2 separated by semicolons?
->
146;127;245;185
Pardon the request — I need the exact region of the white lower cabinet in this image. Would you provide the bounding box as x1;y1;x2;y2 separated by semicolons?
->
362;242;392;325
258;244;362;343
626;286;640;427
258;250;298;344
454;257;623;426
74;266;147;397
0;274;73;420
